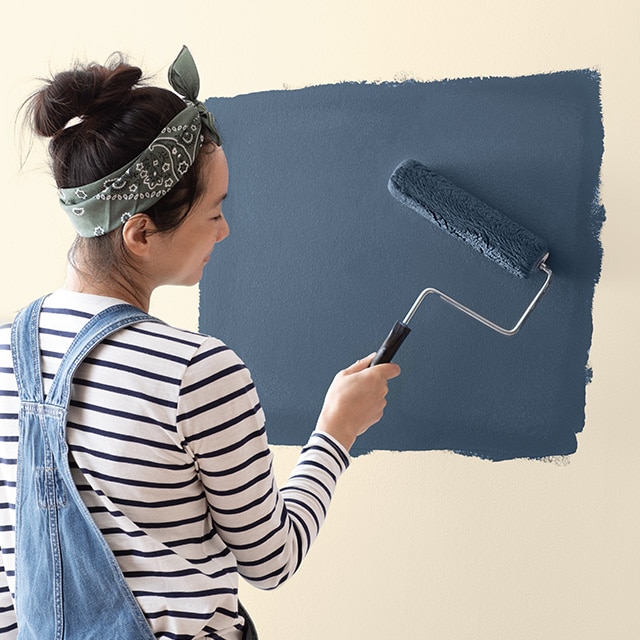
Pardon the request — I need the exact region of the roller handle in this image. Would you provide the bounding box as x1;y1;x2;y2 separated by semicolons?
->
370;321;411;366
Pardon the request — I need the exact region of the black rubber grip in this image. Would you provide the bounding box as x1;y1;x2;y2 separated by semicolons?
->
370;321;411;366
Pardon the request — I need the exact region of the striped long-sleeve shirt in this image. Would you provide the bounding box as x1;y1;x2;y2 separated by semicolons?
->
0;289;349;640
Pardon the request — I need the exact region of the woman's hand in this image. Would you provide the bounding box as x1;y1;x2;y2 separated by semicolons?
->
315;354;401;452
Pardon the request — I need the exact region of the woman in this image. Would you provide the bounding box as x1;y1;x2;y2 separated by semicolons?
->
0;47;400;639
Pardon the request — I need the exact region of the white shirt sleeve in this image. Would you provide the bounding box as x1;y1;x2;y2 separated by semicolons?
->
175;338;350;589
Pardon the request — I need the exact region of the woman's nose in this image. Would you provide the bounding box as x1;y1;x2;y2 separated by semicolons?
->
219;215;230;241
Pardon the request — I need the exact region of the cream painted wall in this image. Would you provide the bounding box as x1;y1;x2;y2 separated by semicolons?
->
1;1;638;638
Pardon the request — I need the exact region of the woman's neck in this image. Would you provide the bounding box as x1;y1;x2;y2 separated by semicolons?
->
63;264;152;312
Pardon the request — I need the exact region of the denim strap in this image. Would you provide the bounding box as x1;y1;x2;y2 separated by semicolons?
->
11;296;160;640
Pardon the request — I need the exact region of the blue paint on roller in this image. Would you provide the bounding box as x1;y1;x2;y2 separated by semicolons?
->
200;70;604;461
388;160;549;278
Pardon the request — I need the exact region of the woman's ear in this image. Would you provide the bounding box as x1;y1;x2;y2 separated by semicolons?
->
121;214;157;258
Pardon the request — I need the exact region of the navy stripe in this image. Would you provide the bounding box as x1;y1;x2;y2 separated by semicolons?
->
127;325;200;347
68;421;183;452
117;511;209;531
126;565;235;581
78;466;199;490
287;508;312;551
225;521;283;552
282;485;327;517
242;563;290;586
214;510;275;535
70;400;176;432
181;405;263;443
298;458;337;483
113;548;175;559
113;539;230;560
41;349;64;359
209;484;275;516
39;327;76;338
92;487;205;510
180;363;246;395
288;473;332;501
188;344;230;366
202;468;272;498
302;443;344;470
145;609;227;621
197;448;270;478
162;529;218;549
100;527;148;538
195;425;265;458
83;356;181;385
176;383;256;421
236;544;286;568
70;444;192;471
311;432;350;468
72;378;178;408
41;306;92;318
286;498;320;533
133;586;236;599
159;631;223;640
101;338;191;364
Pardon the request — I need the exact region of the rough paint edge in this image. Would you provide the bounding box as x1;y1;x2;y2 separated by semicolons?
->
582;67;606;392
206;68;603;101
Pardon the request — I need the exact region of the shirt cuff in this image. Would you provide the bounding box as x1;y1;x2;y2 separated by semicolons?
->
309;430;351;472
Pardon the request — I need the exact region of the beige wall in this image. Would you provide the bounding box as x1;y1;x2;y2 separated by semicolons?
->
2;1;638;638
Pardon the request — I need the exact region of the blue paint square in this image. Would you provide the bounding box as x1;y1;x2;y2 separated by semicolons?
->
200;72;604;460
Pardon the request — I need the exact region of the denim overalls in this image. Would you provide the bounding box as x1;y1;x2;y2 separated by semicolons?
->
11;297;159;639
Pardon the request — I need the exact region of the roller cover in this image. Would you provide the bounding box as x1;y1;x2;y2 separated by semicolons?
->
388;159;549;278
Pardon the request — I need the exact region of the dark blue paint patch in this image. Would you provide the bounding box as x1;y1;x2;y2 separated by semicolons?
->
200;71;604;461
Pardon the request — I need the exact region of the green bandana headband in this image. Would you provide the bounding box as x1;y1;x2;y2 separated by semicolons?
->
58;46;220;238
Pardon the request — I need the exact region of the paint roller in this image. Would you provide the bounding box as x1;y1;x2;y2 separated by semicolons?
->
371;159;553;366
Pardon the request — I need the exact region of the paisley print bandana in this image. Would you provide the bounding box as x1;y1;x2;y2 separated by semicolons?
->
58;46;220;237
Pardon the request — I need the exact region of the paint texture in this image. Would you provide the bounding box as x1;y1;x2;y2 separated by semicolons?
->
200;71;604;460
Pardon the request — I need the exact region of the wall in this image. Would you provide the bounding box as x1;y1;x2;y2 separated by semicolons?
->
1;1;638;638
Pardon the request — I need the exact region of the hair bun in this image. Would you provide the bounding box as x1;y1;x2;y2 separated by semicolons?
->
31;56;143;137
24;52;187;190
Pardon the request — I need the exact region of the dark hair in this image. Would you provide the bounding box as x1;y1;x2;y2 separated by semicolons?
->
24;53;215;282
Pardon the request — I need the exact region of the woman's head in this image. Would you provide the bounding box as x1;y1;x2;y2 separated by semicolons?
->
24;49;219;293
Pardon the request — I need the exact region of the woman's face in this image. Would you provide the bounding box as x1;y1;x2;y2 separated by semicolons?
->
153;146;230;287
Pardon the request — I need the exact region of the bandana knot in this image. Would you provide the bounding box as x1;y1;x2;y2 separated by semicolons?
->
169;46;221;146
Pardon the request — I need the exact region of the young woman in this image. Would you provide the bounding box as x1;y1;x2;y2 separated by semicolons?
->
0;47;400;639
